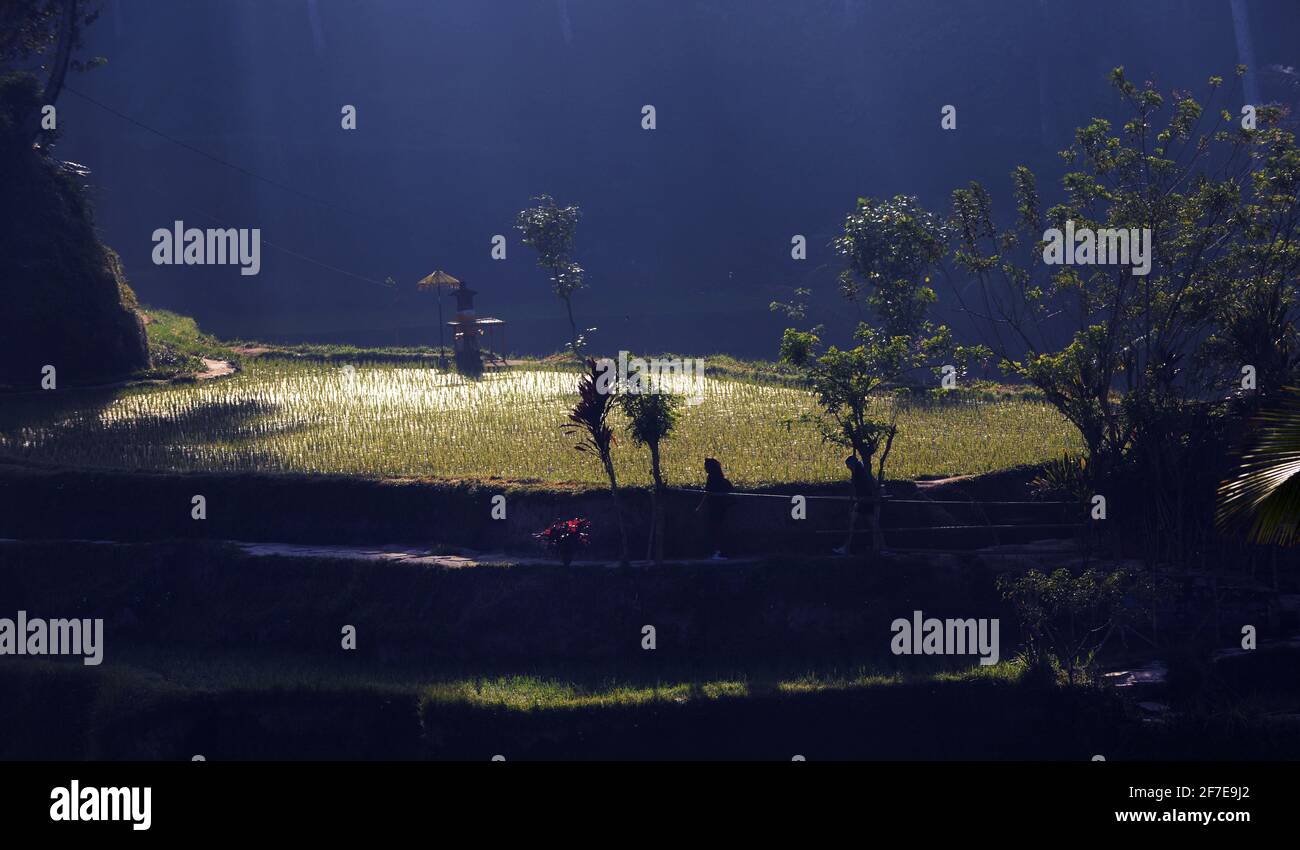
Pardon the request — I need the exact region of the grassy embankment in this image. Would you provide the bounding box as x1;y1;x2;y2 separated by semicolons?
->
135;308;242;380
4;539;1298;760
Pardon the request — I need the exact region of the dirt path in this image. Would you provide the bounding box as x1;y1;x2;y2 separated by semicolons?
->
1;534;1084;566
0;536;763;568
232;540;763;568
198;358;236;380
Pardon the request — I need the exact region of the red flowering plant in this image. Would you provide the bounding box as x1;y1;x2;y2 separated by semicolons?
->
535;517;592;566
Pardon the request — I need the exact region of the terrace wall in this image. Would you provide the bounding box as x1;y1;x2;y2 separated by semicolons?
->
0;460;1081;557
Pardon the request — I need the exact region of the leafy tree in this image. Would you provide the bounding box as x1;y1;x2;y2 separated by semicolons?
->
1202;105;1300;393
950;67;1300;479
833;193;988;390
780;325;903;468
779;325;906;551
2;1;84;66
563;358;629;566
781;194;986;551
998;566;1151;685
1217;387;1300;545
516;194;585;356
618;381;680;564
768;286;812;322
0;0;104;147
835;194;947;338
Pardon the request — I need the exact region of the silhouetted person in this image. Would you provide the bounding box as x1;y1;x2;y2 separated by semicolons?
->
696;457;734;559
834;454;875;555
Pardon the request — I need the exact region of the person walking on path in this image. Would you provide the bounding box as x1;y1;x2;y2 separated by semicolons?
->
696;457;734;559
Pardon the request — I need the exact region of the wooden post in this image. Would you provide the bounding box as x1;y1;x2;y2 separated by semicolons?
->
437;290;446;369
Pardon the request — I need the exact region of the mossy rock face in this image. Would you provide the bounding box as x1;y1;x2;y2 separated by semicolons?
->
0;74;149;389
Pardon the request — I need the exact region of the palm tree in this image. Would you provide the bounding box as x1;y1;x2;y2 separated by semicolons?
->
1217;387;1300;545
619;381;680;564
563;358;629;565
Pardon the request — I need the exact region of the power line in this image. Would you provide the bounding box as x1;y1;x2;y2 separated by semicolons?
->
185;208;392;289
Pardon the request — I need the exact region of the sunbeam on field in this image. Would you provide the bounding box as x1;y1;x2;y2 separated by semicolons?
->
0;360;1081;485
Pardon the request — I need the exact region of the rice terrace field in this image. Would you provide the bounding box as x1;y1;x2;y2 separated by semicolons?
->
10;0;1300;828
0;357;1080;484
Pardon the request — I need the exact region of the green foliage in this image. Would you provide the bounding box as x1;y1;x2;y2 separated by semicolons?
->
141;308;238;378
829;193;990;388
617;382;680;452
768;287;812;322
552;260;585;300
1218;387;1300;545
1030;452;1091;502
0;0;103;72
0;1;104;154
617;374;681;560
516;194;580;271
952;68;1300;476
998;566;1151;685
516;194;585;353
780;324;987;478
778;192;992;481
779;323;908;473
835;194;947;338
692;353;802;387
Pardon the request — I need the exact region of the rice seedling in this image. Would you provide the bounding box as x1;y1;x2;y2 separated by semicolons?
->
0;359;1081;485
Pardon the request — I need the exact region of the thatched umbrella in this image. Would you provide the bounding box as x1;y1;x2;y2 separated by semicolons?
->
416;270;460;368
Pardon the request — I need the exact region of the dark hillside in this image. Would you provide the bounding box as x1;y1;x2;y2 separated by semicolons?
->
0;73;148;389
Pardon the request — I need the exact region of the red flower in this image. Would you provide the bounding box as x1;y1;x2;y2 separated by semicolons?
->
535;517;592;559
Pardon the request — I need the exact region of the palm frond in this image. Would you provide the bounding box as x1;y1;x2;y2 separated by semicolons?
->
561;358;615;455
1217;387;1300;546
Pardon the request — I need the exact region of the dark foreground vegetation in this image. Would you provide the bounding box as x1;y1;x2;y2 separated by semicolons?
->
0;456;1088;555
2;539;1298;760
16;656;1297;761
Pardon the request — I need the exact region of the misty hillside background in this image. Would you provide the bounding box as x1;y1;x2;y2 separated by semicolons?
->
55;0;1300;357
